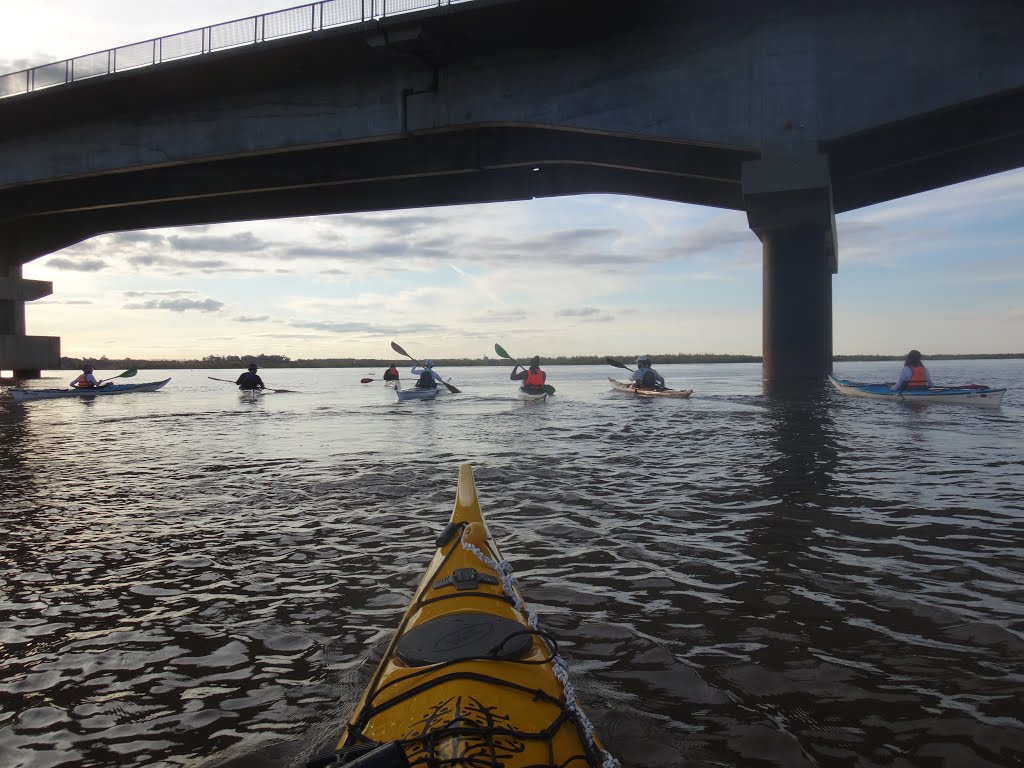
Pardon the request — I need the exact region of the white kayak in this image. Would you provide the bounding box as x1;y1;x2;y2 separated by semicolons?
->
518;386;548;402
395;379;439;401
10;378;171;402
608;377;693;399
828;374;1005;406
239;388;263;401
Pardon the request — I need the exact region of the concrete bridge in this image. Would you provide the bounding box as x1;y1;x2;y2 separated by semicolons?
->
1;0;1022;381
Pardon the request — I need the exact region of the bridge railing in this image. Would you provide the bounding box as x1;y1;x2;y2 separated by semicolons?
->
0;0;472;100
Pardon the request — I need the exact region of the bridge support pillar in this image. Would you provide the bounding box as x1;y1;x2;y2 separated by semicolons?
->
0;261;60;378
743;155;837;388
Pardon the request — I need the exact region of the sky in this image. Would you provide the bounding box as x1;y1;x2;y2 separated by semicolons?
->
1;1;1022;362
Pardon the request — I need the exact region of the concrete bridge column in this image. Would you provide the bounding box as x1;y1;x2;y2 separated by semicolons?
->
0;258;60;378
743;155;837;386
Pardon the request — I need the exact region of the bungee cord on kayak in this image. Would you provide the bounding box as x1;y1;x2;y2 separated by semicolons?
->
460;537;619;768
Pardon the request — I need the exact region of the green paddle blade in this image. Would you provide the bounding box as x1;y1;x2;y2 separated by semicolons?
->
119;368;138;378
543;384;556;395
494;343;512;360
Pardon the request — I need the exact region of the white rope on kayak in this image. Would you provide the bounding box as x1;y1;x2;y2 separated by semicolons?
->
461;539;621;768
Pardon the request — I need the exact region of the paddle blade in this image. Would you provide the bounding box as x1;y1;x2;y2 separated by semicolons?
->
360;378;374;384
494;343;512;360
119;368;138;378
605;357;631;370
390;341;412;359
543;384;556;395
441;381;461;394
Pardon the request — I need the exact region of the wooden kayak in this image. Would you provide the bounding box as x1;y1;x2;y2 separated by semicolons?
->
10;378;171;402
321;463;616;768
608;377;692;399
828;374;1005;406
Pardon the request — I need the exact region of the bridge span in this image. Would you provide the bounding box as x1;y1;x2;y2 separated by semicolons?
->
1;0;1022;381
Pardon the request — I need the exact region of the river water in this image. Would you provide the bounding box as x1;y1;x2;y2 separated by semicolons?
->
1;360;1022;768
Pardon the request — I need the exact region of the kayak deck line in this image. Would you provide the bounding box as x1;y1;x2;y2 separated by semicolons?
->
323;463;617;768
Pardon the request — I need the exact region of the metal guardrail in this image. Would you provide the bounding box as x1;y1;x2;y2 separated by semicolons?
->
0;0;472;100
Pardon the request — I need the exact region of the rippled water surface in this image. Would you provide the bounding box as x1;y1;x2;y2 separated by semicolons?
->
2;361;1023;767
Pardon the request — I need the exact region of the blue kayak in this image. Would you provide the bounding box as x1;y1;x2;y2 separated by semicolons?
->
829;375;1004;406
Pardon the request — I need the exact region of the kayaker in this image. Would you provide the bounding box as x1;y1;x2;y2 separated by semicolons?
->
893;349;933;391
69;364;101;389
511;356;547;392
382;364;400;382
410;360;441;389
235;363;266;391
630;355;666;390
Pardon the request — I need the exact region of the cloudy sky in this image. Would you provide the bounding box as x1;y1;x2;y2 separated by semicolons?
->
2;1;1022;361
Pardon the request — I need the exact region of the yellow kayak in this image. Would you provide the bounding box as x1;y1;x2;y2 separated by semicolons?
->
325;463;616;768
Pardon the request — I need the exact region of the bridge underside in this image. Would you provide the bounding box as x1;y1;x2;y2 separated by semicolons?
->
0;126;757;262
1;0;1022;382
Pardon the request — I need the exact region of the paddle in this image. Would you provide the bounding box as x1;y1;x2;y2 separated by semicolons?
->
207;376;296;393
605;356;634;372
360;378;374;384
97;368;138;383
494;343;555;395
390;341;461;393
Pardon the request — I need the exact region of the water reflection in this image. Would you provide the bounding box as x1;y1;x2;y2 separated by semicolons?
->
1;365;1022;768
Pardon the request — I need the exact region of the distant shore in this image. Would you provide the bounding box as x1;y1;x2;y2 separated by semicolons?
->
55;352;1024;370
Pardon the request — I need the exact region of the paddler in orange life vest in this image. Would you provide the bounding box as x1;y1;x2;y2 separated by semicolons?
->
382;364;400;382
893;349;933;391
69;364;103;389
510;356;547;393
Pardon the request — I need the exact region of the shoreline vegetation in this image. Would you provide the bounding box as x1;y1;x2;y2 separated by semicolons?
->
57;352;1024;370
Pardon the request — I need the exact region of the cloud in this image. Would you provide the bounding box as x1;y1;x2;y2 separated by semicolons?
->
288;319;446;335
234;315;271;322
123;289;198;297
467;309;528;323
110;231;166;245
44;256;107;272
167;232;266;253
324;213;445;233
124;298;225;313
556;306;615;322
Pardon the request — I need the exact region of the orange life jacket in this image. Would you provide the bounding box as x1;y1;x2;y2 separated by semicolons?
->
907;365;929;389
75;374;95;388
524;368;545;387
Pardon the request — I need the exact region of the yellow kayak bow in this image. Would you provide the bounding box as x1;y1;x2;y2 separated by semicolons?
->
322;463;616;768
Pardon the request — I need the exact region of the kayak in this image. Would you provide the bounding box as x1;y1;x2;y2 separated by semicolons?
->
608;377;692;399
829;374;1005;406
10;378;171;402
323;463;616;768
239;388;263;401
395;379;438;401
518;385;548;402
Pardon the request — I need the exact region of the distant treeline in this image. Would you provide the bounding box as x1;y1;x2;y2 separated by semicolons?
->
58;351;1024;370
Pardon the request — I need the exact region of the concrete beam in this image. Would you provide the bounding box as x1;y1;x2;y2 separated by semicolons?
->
0;334;60;376
0;276;52;302
743;155;836;385
743;154;837;273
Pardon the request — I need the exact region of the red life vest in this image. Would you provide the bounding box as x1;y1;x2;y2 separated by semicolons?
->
524;368;545;387
907;365;929;389
75;374;95;388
